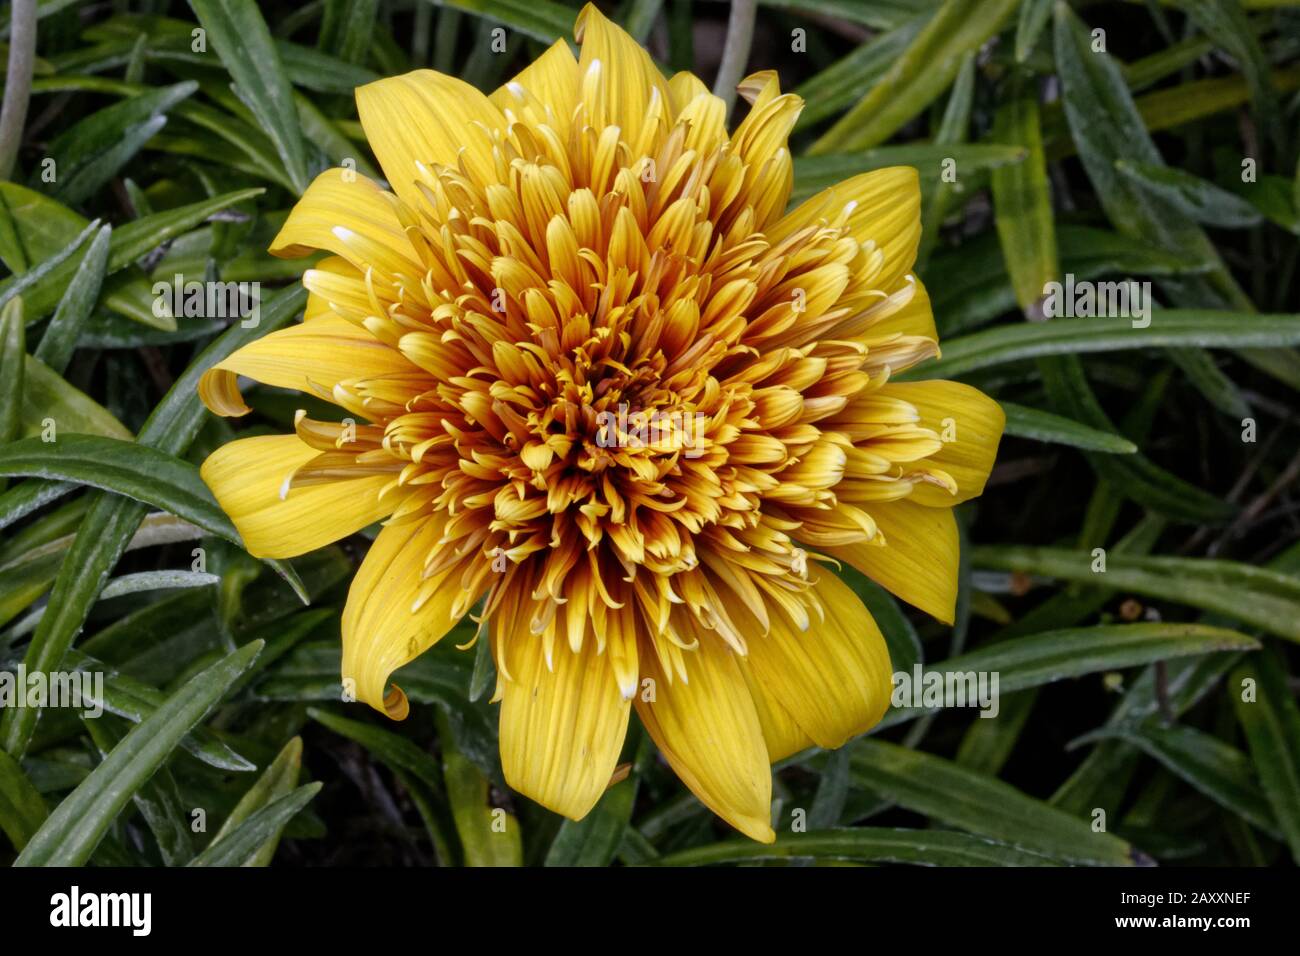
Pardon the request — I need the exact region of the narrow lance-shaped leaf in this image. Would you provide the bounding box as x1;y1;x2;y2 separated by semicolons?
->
1079;724;1280;839
876;622;1259;729
15;641;264;867
1116;160;1263;228
33;223;111;375
1000;402;1136;454
0;185;264;326
654;827;1058;867
40;81;197;206
1231;650;1300;862
188;0;309;193
810;0;1021;153
0;285;307;760
0;299;23;452
1015;0;1053;63
22;354;133;440
972;545;1300;644
188;783;321;867
989;72;1057;317
792;13;927;132
918;50;976;270
83;713;195;867
202;736;305;866
847;739;1148;866
1036;354;1234;524
903;311;1300;381
0;748;47;851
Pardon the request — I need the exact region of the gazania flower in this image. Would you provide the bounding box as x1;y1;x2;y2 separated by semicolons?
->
199;4;1003;842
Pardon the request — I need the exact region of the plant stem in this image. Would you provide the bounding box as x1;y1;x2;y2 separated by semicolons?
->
712;0;756;116
0;0;37;180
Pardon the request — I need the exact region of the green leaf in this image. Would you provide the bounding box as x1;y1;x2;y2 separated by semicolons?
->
1231;651;1300;862
309;707;455;863
188;0;310;193
793;144;1026;203
14;641;264;866
1051;2;1228;268
545;776;638;867
309;708;444;795
1174;0;1274;125
929;226;1205;336
989;72;1057;315
1116;160;1263;228
847;739;1148;865
0;480;77;535
1037;354;1234;524
53;646;256;773
22;355;133;440
436;0;575;44
653;827;1057;866
203;736;304;866
916;49;976;269
1014;0;1053;63
792;14;927;131
0;184;264;327
0;285;306;760
972;546;1300;644
0;298;23;449
904;312;1300;380
0;435;239;544
0;748;47;851
83;713;194;866
1084;724;1279;838
878;622;1259;729
0;218;102;314
809;0;1021;153
40;81;197;206
440;711;519;866
1050;0;1283;400
1000;402;1136;454
188;783;321;867
31;223;111;375
319;0;379;65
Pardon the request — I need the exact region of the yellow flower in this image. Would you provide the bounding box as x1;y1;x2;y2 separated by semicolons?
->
199;4;1004;843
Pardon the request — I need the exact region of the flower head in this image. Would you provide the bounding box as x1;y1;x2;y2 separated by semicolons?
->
200;4;1004;842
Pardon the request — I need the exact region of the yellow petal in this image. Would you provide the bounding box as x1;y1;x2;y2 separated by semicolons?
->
745;573;892;750
302;256;372;323
636;635;775;842
497;606;631;820
201;434;394;559
342;514;477;719
490;39;579;136
667;71;709;114
270;169;422;278
736;657;814;762
859;276;938;342
575;2;670;134
772;166;921;291
356;69;507;210
823;498;959;624
880;381;1005;506
197;315;418;417
729;71;800;226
